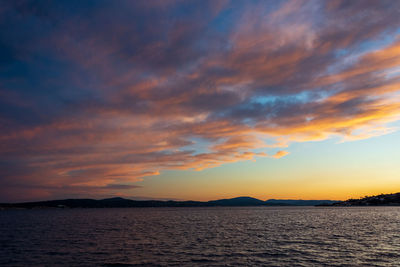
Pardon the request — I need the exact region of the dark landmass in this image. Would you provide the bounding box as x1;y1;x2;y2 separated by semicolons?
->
319;192;400;206
0;196;337;209
265;199;336;206
208;196;266;206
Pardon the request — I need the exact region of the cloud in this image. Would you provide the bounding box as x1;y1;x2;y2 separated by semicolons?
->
1;0;400;201
272;151;290;159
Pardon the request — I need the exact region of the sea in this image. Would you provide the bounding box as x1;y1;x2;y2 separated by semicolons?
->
1;206;400;266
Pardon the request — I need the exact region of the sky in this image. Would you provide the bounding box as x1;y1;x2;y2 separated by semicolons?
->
1;0;400;202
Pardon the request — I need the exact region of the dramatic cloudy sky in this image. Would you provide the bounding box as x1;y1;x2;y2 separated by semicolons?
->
1;0;400;202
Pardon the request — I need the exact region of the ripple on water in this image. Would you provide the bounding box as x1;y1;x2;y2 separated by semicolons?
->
1;207;400;266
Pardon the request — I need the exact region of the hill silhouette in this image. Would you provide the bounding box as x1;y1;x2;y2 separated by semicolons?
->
265;199;336;206
329;192;400;206
208;196;266;206
0;196;337;209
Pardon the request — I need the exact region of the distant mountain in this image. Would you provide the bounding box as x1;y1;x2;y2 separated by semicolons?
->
0;196;338;209
208;196;265;206
328;192;400;206
265;199;337;206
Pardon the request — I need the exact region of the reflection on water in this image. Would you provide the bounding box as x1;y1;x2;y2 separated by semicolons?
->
1;206;400;266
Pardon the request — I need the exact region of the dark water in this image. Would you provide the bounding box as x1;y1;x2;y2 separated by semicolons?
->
1;207;400;266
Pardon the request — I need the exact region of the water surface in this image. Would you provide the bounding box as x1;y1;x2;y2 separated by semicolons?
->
1;206;400;266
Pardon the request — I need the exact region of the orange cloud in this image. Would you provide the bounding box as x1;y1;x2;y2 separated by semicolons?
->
272;150;290;159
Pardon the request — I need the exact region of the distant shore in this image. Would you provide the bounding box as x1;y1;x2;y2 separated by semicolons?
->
0;196;336;209
317;192;400;206
3;193;400;209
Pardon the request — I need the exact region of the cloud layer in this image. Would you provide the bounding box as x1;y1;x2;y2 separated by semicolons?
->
1;0;400;201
